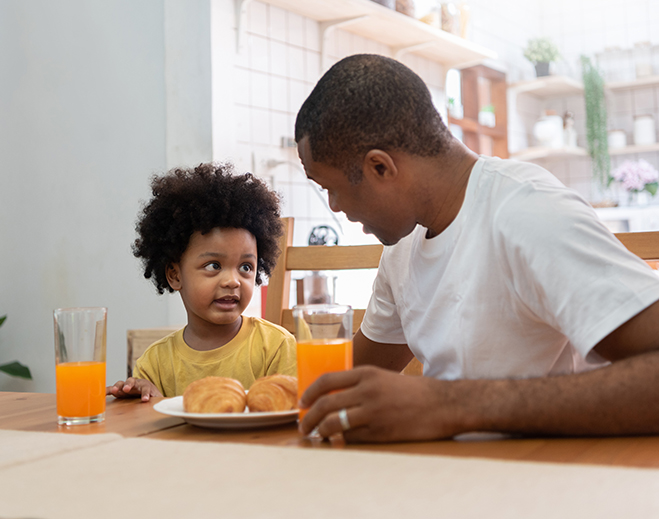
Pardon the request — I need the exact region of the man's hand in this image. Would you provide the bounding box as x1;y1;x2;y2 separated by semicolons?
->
106;377;162;402
298;366;466;443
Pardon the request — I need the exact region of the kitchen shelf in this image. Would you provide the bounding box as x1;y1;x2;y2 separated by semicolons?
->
606;75;659;91
609;143;659;155
510;146;588;161
452;65;508;158
509;75;584;98
254;0;497;69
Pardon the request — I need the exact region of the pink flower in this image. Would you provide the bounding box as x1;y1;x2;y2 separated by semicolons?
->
612;159;659;192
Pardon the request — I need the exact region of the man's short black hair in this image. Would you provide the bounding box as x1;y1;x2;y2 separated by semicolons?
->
133;163;283;294
295;54;452;181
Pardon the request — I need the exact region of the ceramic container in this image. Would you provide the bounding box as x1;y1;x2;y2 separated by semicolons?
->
633;114;656;146
533;113;564;149
608;129;627;149
563;112;577;147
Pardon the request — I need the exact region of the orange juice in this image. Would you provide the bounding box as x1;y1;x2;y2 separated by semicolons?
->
297;338;353;418
56;361;106;419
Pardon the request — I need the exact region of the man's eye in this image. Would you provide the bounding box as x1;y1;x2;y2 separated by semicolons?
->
204;262;220;271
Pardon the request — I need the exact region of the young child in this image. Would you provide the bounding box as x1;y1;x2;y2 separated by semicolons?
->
107;163;296;401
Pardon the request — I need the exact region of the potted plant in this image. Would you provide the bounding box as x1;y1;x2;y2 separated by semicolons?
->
580;55;611;195
611;159;658;205
0;315;32;379
523;37;560;77
478;104;496;128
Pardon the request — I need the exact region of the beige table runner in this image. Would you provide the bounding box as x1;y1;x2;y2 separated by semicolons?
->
1;434;658;519
0;429;122;469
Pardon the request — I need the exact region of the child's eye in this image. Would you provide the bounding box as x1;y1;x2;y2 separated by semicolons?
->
239;263;253;273
204;262;220;271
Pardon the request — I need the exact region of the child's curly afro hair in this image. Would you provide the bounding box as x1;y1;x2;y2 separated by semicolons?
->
133;162;283;294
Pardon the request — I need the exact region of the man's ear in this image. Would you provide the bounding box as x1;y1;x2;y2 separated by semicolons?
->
166;264;182;291
363;149;397;181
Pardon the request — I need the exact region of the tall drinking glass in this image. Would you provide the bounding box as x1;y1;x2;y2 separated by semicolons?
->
54;307;107;425
293;304;353;419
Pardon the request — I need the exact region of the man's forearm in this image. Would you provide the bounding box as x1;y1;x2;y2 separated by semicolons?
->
353;329;414;371
440;350;659;437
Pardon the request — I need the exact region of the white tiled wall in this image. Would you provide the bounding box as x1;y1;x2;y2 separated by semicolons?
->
542;0;659;69
218;0;659;310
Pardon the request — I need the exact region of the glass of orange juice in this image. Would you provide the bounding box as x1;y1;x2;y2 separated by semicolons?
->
293;304;353;420
53;307;107;425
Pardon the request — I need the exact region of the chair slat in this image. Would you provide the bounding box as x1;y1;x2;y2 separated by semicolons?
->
126;327;179;378
615;231;659;260
264;218;294;325
286;244;383;271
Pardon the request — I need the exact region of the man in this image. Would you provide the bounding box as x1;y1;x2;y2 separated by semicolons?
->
294;54;659;443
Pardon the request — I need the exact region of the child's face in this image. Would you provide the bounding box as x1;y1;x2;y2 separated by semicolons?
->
166;227;257;329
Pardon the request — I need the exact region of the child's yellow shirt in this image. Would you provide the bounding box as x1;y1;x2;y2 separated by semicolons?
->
133;316;297;396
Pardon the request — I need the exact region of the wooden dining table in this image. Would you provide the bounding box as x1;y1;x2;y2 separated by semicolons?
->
2;391;659;519
3;391;659;468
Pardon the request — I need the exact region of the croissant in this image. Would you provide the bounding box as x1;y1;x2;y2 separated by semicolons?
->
247;374;298;412
183;376;246;413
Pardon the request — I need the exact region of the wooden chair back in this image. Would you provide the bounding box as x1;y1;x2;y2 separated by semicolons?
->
264;217;383;335
616;231;659;263
126;327;179;378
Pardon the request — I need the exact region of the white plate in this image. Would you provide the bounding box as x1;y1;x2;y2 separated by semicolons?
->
153;396;299;429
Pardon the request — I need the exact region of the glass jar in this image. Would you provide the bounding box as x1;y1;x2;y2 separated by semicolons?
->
634;41;653;79
458;2;470;38
396;0;415;16
418;1;441;29
441;2;459;35
596;49;614;83
652;44;659;77
370;0;396;8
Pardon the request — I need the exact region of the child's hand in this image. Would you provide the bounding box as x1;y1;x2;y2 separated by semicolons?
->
106;377;163;402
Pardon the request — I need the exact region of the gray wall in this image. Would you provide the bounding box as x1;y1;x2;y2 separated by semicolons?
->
0;0;213;392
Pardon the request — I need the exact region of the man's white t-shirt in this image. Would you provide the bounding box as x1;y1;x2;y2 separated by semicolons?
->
361;156;659;380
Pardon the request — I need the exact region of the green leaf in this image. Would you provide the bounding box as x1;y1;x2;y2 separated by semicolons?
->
644;182;658;197
0;315;5;328
0;361;32;379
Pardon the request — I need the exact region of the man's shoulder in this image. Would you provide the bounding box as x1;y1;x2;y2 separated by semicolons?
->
479;156;564;191
475;158;588;224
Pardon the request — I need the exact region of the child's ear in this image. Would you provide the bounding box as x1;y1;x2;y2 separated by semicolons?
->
166;264;182;291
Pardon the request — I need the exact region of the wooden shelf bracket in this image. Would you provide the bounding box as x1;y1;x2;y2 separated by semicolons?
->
319;16;369;72
393;41;436;61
